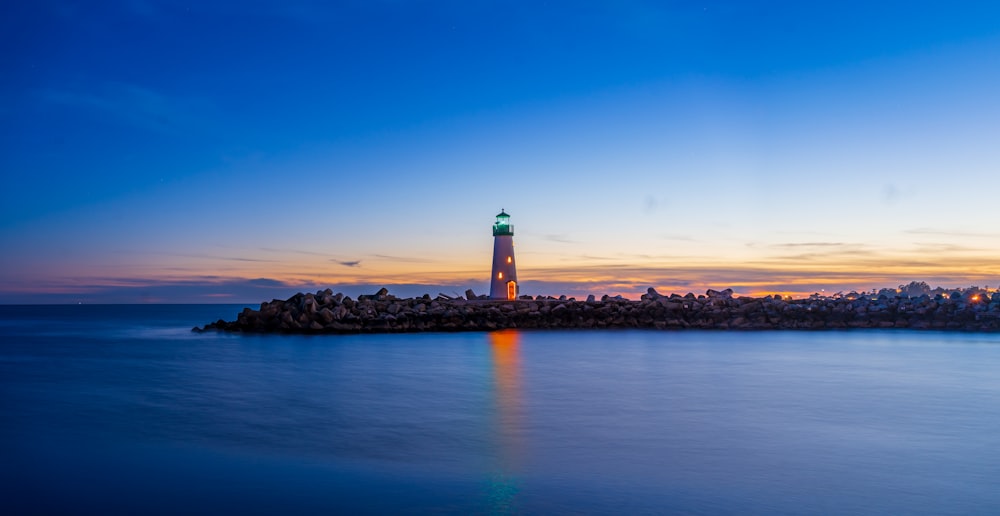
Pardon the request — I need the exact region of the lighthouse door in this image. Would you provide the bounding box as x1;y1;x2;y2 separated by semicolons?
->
506;281;516;301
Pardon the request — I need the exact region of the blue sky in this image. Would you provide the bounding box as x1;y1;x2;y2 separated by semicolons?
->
2;1;999;302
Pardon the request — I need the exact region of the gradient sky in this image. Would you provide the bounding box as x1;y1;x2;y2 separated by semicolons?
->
2;1;999;303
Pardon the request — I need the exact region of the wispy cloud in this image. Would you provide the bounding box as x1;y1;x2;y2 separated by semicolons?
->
912;242;987;253
518;257;1000;298
905;228;1000;239
246;278;289;287
641;195;660;214
0;276;301;303
0;275;485;304
38;81;205;134
751;242;876;263
881;183;903;204
543;234;577;244
166;2;345;24
87;0;338;23
5;257;999;303
160;252;278;263
259;247;330;257
631;253;688;261
120;0;158;17
770;242;847;248
116;250;279;263
659;234;696;241
333;260;362;267
371;254;436;263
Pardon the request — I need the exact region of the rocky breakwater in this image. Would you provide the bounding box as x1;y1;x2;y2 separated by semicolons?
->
195;287;1000;334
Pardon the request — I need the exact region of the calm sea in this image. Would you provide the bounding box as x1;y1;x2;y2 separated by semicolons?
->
2;304;1000;515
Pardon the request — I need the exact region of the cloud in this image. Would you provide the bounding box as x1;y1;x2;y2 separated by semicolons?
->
0;276;293;304
38;82;204;134
516;257;1000;298
152;251;278;263
224;257;276;263
259;250;439;265
120;0;158;17
881;183;901;204
753;242;876;263
543;234;577;244
905;228;1000;239
247;278;289;287
161;1;344;24
659;234;696;241
371;254;436;263
631;253;686;261
770;242;847;248
259;247;330;257
5;257;999;304
0;276;488;304
641;195;659;214
912;242;987;253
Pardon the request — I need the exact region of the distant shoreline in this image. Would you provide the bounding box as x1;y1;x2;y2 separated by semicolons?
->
195;287;1000;334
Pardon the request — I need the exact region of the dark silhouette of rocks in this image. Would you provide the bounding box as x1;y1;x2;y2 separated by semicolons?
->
194;287;1000;334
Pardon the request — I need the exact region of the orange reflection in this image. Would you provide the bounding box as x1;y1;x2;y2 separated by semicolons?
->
488;329;523;513
489;330;522;457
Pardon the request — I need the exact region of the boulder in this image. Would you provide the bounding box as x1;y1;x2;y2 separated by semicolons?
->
706;288;734;299
197;285;1000;335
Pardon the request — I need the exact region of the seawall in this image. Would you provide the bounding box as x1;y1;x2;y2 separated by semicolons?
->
195;287;1000;333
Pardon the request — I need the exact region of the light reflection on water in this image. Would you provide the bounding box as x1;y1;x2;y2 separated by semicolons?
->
488;329;523;514
2;305;1000;514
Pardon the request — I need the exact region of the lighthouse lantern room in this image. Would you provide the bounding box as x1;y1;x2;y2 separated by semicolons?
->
490;210;518;300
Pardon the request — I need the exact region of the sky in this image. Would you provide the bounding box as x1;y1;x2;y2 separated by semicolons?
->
2;1;999;303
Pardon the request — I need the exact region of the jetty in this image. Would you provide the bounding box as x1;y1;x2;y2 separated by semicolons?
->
195;287;1000;334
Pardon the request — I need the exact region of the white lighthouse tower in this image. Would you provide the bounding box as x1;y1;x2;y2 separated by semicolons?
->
490;210;518;300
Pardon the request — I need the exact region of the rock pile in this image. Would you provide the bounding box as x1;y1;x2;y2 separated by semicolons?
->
194;287;1000;334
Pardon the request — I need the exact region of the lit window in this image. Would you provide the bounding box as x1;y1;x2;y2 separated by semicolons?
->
506;256;512;264
498;272;503;279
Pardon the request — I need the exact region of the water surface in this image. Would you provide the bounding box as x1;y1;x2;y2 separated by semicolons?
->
2;305;999;514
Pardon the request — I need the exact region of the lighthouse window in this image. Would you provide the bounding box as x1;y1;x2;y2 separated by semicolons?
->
498;272;503;280
506;256;512;264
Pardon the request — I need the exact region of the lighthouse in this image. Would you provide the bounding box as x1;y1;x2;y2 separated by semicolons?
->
490;210;518;300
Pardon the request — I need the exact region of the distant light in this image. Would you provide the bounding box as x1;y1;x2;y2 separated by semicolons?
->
972;295;980;302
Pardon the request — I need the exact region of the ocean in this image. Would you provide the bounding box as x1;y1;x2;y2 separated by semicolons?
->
2;304;1000;515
